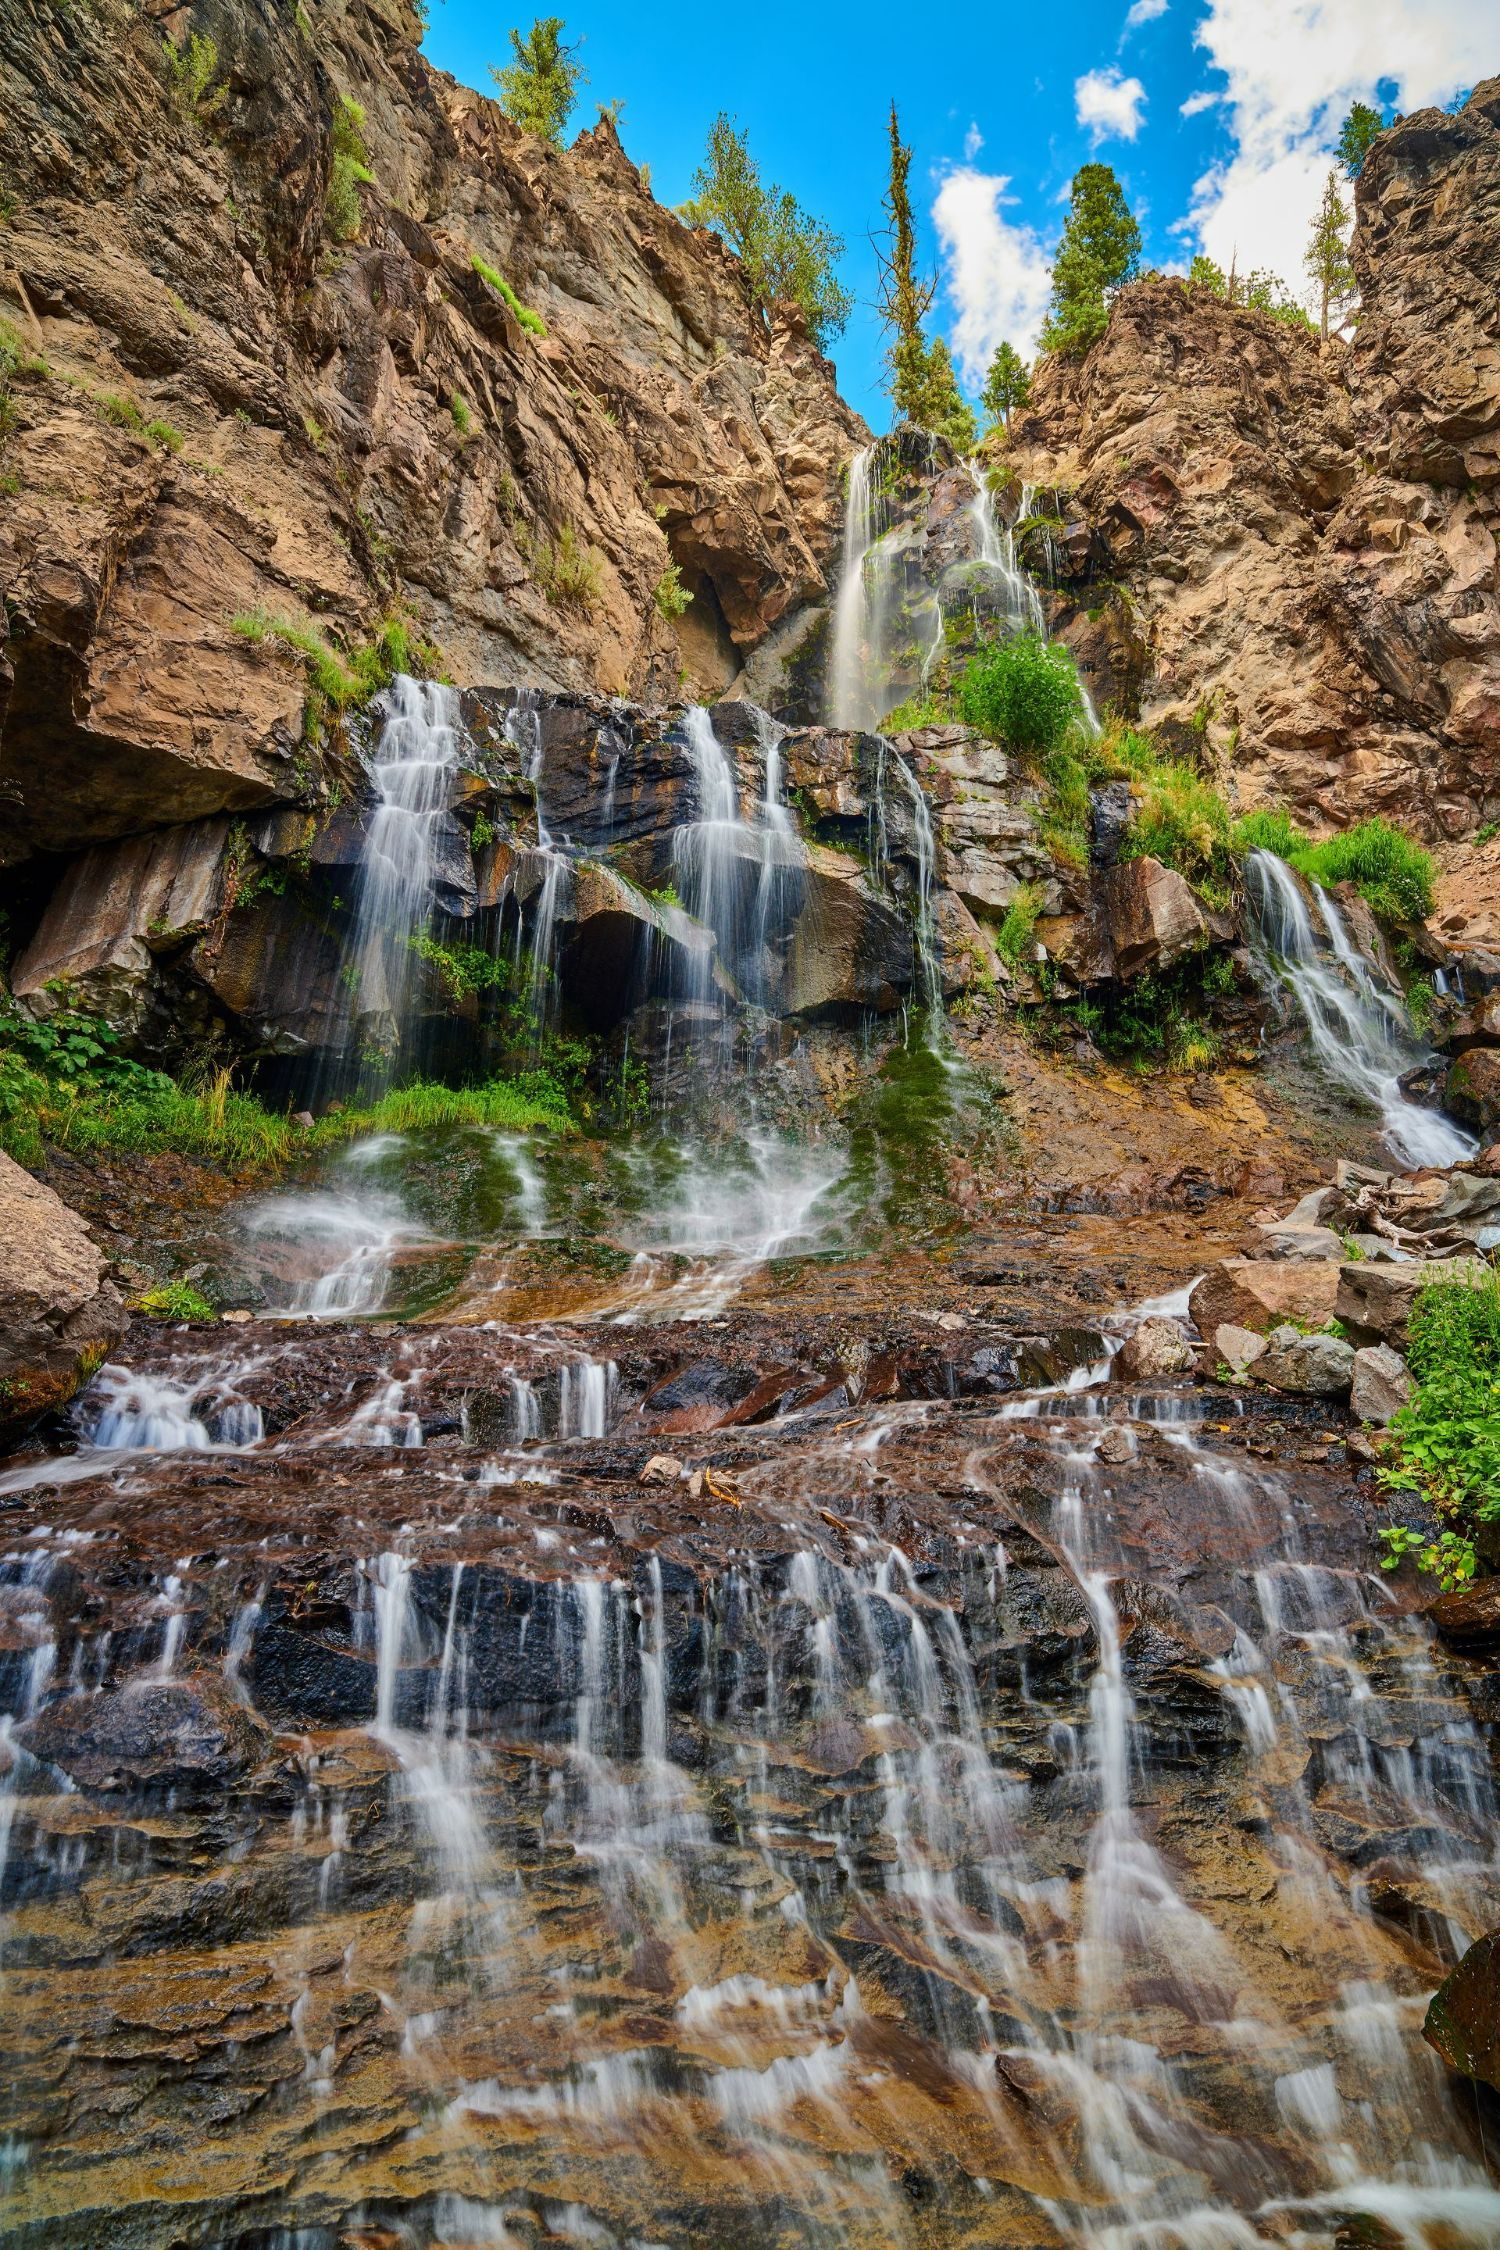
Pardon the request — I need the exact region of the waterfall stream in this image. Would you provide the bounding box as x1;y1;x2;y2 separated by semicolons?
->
1245;850;1474;1168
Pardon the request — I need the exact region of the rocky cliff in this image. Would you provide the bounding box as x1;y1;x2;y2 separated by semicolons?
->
0;0;862;866
1014;79;1500;877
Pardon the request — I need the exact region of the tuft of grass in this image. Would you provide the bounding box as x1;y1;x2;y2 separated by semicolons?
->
515;519;604;612
326;96;374;242
1229;806;1308;860
450;390;473;437
471;256;547;337
145;417;184;454
228;609;442;718
995;881;1044;969
162;29;226;121
99;392;146;432
1230;806;1436;925
133;1280;217;1323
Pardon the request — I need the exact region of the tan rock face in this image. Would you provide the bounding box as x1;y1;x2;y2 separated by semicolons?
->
1014;80;1500;847
0;0;863;862
1189;1257;1342;1340
0;1151;124;1436
1334;1256;1490;1345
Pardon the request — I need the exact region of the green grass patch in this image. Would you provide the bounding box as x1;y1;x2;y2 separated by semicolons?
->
133;1280;218;1322
995;881;1044;968
471;256;547;336
1229;806;1435;925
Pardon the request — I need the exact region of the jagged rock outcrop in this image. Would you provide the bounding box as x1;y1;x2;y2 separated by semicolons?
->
0;1150;125;1434
0;0;863;864
1013;79;1500;852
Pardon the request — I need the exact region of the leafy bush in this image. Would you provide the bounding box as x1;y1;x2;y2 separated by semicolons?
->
326;96;374;242
405;933;517;1002
133;1281;217;1322
471;256;547;336
1121;761;1232;902
1378;1273;1500;1589
515;520;603;611
1294;817;1435;926
681;113;853;351
488;16;587;144
956;635;1082;753
653;561;693;620
162;29;226;119
995;882;1044;968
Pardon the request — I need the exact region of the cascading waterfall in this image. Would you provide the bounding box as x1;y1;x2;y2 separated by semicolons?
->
1245;850;1474;1168
343;675;462;1058
827;443;884;731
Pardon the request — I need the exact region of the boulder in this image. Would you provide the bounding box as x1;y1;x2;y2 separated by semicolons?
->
1215;1323;1267;1378
18;1673;271;1799
1189;1258;1342;1340
1425;1578;1500;1654
1424;1931;1500;2094
0;1153;124;1438
1115;1316;1198;1382
1097;856;1208;979
189;893;352;1055
777;845;914;1018
933;889;1001;996
1254;1327;1356;1395
557;864;716;1031
1350;1343;1412;1425
12;818;229;1035
1244;1224;1345;1262
1334;1258;1490;1347
1445;1047;1500;1131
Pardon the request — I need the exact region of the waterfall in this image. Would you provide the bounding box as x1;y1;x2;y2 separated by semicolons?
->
345;676;462;1054
966;463;1045;638
1245;850;1474;1169
827;444;883;730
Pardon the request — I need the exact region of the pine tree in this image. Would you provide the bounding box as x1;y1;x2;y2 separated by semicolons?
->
981;341;1030;437
1336;100;1384;180
681;116;853;349
1039;164;1141;357
916;338;978;453
1305;169;1354;338
490;18;587;146
875;102;937;425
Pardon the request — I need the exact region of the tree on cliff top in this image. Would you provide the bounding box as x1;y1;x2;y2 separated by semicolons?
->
681;116;853;350
490;18;587;145
1039;164;1141;357
1305;169;1354;337
874;103;976;449
1337;100;1384;179
981;341;1031;438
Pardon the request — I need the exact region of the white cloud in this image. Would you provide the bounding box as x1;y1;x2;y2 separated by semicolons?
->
1124;0;1168;28
963;120;984;160
1180;0;1488;283
1075;66;1148;146
1179;89;1220;117
932;167;1054;385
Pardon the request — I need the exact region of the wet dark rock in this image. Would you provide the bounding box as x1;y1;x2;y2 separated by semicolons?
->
1425;1929;1500;2090
18;1673;271;1798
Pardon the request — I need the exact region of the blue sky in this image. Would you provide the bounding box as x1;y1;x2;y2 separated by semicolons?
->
421;0;1488;429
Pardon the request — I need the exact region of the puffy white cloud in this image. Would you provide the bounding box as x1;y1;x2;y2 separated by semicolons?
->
1181;0;1488;282
1075;65;1148;145
932;166;1054;386
1124;0;1168;28
963;120;984;160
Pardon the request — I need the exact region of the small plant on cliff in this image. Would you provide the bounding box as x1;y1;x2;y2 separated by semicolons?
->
325;95;374;242
1119;759;1233;905
1039;164;1141;357
161;29;227;123
1295;817;1436;926
680;114;853;351
450;391;473;437
1229;806;1308;860
956;634;1083;753
653;560;692;621
995;882;1044;969
405;933;517;1003
471;256;547;336
514;519;603;612
489;17;587;145
99;392;146;432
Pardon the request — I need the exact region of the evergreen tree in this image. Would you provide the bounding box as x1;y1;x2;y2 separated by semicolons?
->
490;18;587;146
981;341;1031;436
1305;169;1354;337
1337;100;1384;180
915;338;978;452
681;115;853;349
875;101;937;424
1040;164;1141;356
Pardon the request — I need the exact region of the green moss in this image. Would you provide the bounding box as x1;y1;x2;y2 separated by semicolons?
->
471;256;547;336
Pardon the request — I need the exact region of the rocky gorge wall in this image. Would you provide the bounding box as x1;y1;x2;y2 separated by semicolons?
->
0;0;862;869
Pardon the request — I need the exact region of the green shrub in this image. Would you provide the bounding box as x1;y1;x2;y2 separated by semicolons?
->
405;932;516;1001
653;560;692;620
1229;806;1309;860
450;391;473;437
99;392;146;432
162;29;226;120
133;1280;217;1322
1378;1273;1500;1589
1121;762;1232;901
956;634;1083;753
326;95;374;242
995;882;1044;968
229;608;440;718
1294;816;1435;925
146;418;184;454
515;520;603;611
471;256;547;336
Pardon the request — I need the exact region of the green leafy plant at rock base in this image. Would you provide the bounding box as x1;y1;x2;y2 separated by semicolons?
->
1377;1273;1500;1592
132;1280;217;1323
405;933;517;1003
471;256;547;336
956;635;1082;755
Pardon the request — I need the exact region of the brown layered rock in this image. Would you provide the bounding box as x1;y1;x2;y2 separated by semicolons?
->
1014;80;1500;845
0;1150;124;1435
1424;1931;1500;2092
0;0;863;864
1335;1256;1490;1345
